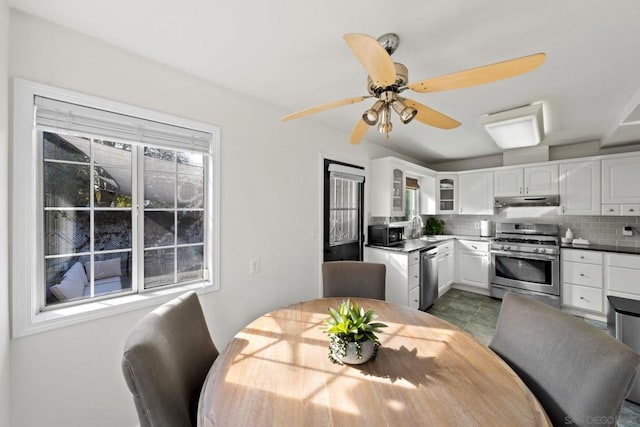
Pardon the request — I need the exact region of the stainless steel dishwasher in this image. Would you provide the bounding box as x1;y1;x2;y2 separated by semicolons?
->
419;246;439;310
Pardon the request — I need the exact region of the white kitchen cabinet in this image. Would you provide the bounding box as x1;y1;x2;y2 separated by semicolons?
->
559;160;601;216
364;246;419;308
418;174;436;215
371;158;405;217
455;240;490;290
561;249;604;314
605;253;640;300
437;240;454;295
436;174;457;214
602;155;640;204
494;165;558;197
458;171;494;215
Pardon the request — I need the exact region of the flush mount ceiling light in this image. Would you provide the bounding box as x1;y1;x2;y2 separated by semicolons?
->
480;103;545;149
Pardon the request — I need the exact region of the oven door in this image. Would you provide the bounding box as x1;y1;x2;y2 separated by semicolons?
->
490;250;559;296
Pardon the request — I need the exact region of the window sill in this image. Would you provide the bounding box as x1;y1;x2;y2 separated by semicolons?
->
13;282;218;338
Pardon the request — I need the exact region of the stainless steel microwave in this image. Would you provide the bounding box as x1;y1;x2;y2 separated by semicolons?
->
368;225;404;246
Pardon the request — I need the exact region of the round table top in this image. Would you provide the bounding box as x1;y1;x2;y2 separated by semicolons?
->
198;297;550;426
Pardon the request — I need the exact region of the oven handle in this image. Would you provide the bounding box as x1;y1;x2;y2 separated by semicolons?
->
490;250;559;261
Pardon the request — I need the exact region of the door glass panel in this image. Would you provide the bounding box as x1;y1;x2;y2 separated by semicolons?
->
494;256;551;284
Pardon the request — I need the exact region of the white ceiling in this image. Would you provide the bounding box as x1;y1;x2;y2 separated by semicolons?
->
9;0;640;163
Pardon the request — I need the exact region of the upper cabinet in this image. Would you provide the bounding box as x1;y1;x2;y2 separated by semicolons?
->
602;155;640;204
458;171;494;215
559;161;601;215
494;165;558;197
371;157;437;217
436;174;457;214
371;158;405;217
418;174;436;215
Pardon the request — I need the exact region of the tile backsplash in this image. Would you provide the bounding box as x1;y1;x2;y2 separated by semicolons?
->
432;207;640;247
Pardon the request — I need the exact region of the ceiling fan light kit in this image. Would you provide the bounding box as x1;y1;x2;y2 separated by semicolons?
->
480;103;545;150
282;32;546;145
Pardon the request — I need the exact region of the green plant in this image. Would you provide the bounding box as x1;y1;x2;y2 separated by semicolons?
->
425;218;445;235
324;299;387;363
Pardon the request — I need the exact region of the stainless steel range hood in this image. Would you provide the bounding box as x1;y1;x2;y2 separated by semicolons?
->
494;195;560;208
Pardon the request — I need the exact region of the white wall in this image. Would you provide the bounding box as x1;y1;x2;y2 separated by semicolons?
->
8;11;410;427
0;0;11;426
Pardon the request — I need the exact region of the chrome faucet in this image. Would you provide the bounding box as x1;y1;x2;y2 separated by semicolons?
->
411;215;424;238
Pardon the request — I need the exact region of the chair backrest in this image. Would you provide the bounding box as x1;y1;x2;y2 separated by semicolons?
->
489;292;640;426
122;291;219;427
322;261;386;300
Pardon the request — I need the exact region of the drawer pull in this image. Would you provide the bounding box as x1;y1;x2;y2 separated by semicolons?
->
630;209;635;212
579;273;585;277
472;245;477;250
579;296;586;300
580;256;585;259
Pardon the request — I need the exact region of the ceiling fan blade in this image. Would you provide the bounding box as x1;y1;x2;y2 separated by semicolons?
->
350;118;369;145
282;96;369;121
343;33;396;87
402;98;461;129
407;53;546;93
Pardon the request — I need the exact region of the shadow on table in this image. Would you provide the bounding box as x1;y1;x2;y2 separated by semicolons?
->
356;345;444;387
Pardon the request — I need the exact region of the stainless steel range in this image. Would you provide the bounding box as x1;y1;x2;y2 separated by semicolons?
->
490;223;560;307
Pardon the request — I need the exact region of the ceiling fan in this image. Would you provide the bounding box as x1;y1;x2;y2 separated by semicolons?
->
282;33;545;145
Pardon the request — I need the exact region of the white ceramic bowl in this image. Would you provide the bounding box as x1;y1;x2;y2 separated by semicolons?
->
561;237;573;244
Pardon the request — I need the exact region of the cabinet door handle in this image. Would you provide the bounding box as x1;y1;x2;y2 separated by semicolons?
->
472;245;477;250
526;187;529;194
579;296;586;300
519;186;523;195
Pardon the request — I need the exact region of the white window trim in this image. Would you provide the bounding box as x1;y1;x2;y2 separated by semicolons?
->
11;78;221;338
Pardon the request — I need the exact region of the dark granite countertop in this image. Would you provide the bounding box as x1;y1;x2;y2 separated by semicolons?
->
366;235;492;253
560;243;640;255
608;295;640;317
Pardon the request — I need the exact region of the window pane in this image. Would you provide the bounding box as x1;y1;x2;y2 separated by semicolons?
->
177;152;203;173
144;172;175;208
177;245;203;282
43;132;90;163
95;211;132;251
177;173;203;208
144;147;175;172
93;139;132;166
44;210;91;255
45;256;91;305
87;253;132;295
43;162;91;207
144;211;175;248
177;211;203;244
94;166;133;207
144;248;175;288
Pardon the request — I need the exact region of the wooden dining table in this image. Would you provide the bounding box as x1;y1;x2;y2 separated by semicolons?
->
198;297;550;426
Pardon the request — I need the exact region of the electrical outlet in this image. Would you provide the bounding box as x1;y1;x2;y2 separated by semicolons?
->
474;222;479;229
249;258;261;275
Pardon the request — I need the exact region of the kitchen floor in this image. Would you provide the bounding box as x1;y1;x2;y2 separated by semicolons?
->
427;288;640;426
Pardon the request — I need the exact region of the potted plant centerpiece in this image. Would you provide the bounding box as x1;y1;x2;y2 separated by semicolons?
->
324;299;387;364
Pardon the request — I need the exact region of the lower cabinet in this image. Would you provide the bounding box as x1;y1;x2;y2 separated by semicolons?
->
606;253;640;301
437;241;454;295
561;249;604;314
364;247;420;308
455;240;490;291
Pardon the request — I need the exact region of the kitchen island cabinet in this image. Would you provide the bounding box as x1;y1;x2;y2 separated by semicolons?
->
364;246;421;308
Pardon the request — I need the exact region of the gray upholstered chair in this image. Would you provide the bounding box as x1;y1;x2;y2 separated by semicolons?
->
322;261;386;300
122;291;219;427
489;292;640;427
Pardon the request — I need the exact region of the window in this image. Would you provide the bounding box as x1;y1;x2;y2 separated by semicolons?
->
12;79;220;336
327;164;364;246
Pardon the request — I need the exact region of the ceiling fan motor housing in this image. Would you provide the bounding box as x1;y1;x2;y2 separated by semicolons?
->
367;63;409;95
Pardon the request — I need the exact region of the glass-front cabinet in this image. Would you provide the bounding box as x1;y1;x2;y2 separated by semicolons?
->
391;167;405;216
437;174;457;214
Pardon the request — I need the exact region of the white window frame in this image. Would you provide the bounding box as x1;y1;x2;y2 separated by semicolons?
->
11;79;221;337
